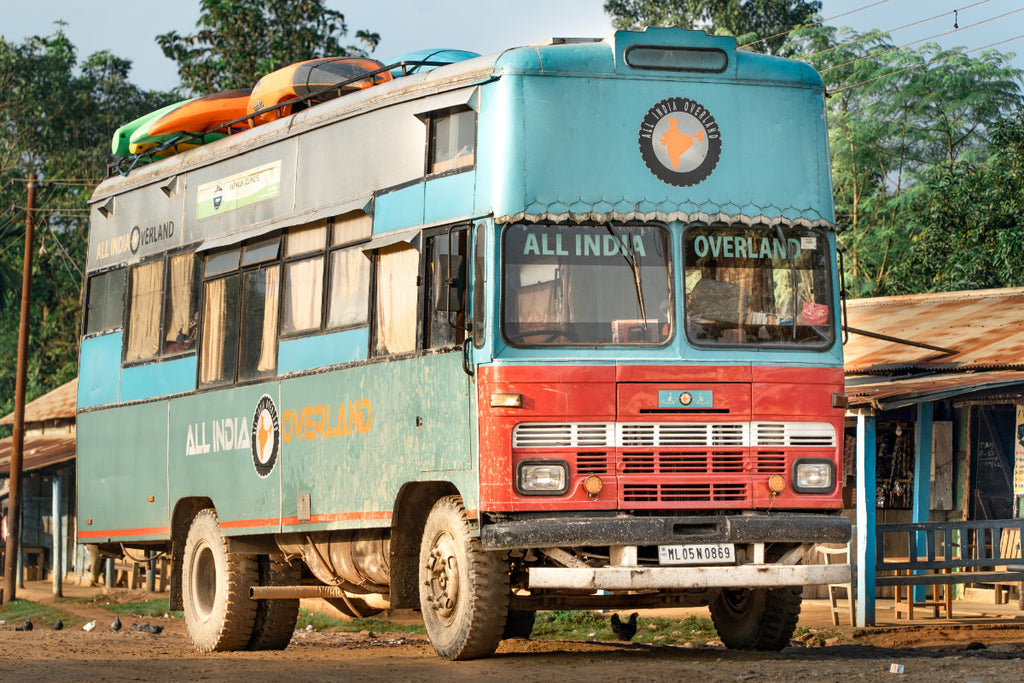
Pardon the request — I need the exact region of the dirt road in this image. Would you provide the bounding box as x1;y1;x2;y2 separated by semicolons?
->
2;584;1023;682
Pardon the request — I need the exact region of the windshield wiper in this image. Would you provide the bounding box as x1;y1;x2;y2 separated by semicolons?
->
772;224;799;341
605;223;647;327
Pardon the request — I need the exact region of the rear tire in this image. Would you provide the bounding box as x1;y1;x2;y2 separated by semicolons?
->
247;554;299;650
709;587;802;651
181;508;257;651
502;609;536;639
418;495;509;660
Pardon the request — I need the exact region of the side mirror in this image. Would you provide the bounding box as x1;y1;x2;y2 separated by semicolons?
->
433;253;465;313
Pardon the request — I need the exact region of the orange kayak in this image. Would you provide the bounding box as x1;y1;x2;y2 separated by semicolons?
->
248;57;391;126
146;88;253;137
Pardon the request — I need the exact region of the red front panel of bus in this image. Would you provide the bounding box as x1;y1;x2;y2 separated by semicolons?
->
477;365;845;512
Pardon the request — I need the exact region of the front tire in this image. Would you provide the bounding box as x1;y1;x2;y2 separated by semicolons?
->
181;508;257;651
418;495;509;660
709;587;802;651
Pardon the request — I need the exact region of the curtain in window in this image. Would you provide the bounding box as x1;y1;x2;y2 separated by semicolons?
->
283;257;323;334
126;261;164;361
200;278;227;384
375;245;418;354
328;249;370;328
164;254;196;352
257;266;280;372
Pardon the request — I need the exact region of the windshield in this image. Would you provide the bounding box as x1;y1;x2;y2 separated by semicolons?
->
683;225;834;348
502;223;672;346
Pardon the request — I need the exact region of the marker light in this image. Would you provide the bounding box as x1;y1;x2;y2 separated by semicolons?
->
583;475;604;498
491;392;523;408
793;459;835;493
767;474;787;495
516;460;569;496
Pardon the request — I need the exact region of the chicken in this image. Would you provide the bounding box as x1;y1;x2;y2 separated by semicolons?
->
610;612;638;641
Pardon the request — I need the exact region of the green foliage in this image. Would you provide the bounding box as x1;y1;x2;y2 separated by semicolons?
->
0;29;174;421
69;594;181;618
157;0;382;94
532;610;720;645
603;0;821;55
787;25;1023;296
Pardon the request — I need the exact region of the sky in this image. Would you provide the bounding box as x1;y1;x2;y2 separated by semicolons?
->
1;0;1021;91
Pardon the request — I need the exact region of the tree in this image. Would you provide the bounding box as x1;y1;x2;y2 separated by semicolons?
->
0;29;172;421
157;0;382;94
786;25;1022;296
603;0;822;55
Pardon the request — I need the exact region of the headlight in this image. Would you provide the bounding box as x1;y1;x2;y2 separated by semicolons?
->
516;460;569;496
792;459;835;493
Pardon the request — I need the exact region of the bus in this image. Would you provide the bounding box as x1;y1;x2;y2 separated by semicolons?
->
78;28;851;660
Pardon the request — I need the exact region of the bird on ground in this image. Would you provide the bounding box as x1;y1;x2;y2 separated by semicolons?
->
110;616;122;632
14;618;33;632
83;620;97;631
52;619;64;631
132;622;164;634
610;612;638;641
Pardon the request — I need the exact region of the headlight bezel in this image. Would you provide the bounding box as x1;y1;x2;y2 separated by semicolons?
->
791;458;835;494
515;459;570;496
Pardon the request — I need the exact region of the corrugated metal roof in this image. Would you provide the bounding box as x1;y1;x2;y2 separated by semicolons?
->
844;287;1024;375
0;379;77;426
846;370;1024;411
0;432;76;475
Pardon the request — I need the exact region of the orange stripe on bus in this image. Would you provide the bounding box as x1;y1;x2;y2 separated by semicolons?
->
78;526;169;539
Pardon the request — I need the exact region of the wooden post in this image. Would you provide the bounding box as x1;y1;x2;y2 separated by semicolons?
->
2;173;36;605
856;412;877;626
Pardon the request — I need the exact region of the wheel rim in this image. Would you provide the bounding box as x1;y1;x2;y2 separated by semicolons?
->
192;543;217;621
424;531;460;623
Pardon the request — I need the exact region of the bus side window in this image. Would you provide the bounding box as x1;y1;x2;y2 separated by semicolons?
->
426;229;468;349
126;259;165;362
428;107;475;174
373;243;419;356
84;267;126;336
163;253;200;354
282;221;328;336
327;212;372;329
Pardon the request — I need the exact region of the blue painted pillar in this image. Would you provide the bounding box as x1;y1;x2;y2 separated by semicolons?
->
856;412;877;626
912;402;934;603
52;474;63;597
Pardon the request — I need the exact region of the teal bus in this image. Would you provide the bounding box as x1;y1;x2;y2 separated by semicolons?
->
78;29;850;660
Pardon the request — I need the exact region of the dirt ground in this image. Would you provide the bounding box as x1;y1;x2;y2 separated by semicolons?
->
2;581;1023;682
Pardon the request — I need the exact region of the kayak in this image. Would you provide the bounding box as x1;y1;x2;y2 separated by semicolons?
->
145;88;252;137
386;49;479;78
111;98;194;157
247;56;392;126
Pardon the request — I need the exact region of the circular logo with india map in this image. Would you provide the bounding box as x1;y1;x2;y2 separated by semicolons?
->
638;97;721;187
251;394;280;478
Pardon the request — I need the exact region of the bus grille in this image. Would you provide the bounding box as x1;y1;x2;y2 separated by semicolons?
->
511;422;835;448
623;482;748;503
621;451;744;473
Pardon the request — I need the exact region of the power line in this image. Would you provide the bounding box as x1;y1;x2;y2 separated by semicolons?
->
819;6;1024;72
829;32;1024;94
740;0;893;49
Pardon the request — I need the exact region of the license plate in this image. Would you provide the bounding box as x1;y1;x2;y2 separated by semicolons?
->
658;543;735;565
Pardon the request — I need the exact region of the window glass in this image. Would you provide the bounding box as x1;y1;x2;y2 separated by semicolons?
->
199;275;240;386
85;268;125;335
472;224;486;348
125;260;164;362
242;237;280;266
205;248;240;277
682;225;833;347
286;221;328;257
426;231;467;349
238;266;280;381
429;108;475;174
374;244;419;355
163;254;199;354
282;257;324;334
332;212;372;246
327;248;370;328
501;224;672;346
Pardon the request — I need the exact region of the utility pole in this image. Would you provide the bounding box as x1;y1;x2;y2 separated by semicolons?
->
2;173;36;605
